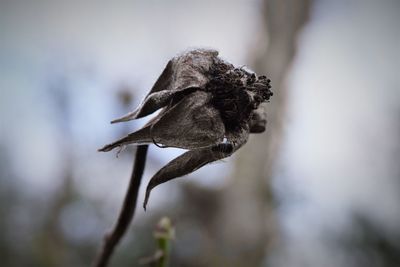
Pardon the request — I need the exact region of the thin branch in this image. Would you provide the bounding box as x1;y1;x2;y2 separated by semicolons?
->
92;145;149;267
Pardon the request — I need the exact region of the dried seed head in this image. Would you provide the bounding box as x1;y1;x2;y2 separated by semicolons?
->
99;49;273;209
205;58;272;132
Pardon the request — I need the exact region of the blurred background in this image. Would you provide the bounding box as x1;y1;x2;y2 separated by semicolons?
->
0;0;399;266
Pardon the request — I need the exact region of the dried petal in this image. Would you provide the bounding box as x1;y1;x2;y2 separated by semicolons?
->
149;49;218;95
143;126;249;209
99;91;225;152
147;59;174;95
111;49;220;123
98;125;152;152
143;146;228;210
149;90;225;149
111;88;192;123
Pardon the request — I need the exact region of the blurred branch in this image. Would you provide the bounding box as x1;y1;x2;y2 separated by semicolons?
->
338;214;400;267
92;145;149;267
216;1;313;265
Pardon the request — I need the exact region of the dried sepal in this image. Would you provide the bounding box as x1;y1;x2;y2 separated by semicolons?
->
143;126;249;210
148;90;225;149
110;90;178;123
99;90;225;152
98;125;152;152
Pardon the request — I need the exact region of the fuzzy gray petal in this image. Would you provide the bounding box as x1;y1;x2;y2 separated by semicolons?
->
111;49;219;123
147;59;174;95
148;49;218;95
111;88;195;123
143;146;229;210
143;126;249;209
99;90;225;152
98;125;152;152
150;90;225;149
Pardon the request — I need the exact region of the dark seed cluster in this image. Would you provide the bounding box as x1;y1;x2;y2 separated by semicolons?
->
247;74;273;106
206;60;273;132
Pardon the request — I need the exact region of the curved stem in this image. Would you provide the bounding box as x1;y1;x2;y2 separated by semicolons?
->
92;145;149;267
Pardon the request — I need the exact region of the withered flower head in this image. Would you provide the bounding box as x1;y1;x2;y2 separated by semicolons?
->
99;49;272;210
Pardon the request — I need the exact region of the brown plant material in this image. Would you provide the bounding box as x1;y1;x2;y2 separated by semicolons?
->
94;49;272;267
93;146;148;267
99;49;273;210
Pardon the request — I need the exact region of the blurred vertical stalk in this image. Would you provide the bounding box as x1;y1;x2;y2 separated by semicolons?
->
217;0;313;266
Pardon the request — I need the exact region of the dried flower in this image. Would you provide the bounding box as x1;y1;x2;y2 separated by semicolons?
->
99;49;272;210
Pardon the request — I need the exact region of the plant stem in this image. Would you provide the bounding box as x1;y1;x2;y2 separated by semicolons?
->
92;145;149;267
154;217;174;267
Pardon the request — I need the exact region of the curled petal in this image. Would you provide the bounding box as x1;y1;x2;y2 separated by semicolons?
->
143;146;229;210
148;49;218;95
143;126;249;210
150;90;225;149
99;90;226;152
147;59;174;95
111;49;220;123
169;49;218;90
111;88;195;123
98;125;152;152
